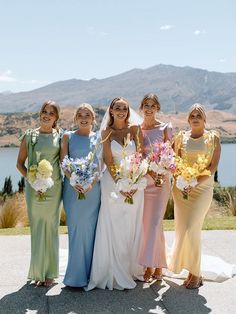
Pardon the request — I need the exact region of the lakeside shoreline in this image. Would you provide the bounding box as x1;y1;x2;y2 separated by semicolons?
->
1;136;236;147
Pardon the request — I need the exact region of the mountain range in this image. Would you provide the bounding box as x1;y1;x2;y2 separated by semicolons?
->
1;64;236;113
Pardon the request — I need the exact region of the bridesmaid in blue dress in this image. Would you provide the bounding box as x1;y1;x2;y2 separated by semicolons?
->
61;103;101;287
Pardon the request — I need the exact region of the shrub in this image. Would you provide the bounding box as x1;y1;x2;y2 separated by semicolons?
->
213;184;228;205
226;186;236;216
164;195;174;220
0;193;28;228
60;206;67;226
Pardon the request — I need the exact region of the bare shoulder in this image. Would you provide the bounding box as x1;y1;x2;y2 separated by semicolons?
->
101;127;113;140
62;132;70;141
130;125;141;133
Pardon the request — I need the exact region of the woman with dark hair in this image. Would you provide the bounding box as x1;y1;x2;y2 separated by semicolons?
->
169;103;221;289
138;93;172;282
87;97;144;290
17;100;62;287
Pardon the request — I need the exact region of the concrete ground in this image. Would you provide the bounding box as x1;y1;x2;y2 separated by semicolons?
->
0;231;235;314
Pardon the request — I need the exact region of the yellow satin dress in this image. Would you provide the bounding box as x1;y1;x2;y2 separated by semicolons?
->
169;130;219;277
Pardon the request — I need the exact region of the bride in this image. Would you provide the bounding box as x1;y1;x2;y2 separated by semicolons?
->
86;97;144;290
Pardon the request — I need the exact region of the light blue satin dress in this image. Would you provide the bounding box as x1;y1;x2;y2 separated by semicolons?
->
63;131;101;287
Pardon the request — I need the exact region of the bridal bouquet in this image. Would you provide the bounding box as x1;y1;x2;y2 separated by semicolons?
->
146;140;176;186
112;152;148;204
174;154;211;199
27;159;54;201
61;152;99;200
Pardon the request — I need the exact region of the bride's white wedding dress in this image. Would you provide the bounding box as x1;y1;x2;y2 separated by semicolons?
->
86;140;144;290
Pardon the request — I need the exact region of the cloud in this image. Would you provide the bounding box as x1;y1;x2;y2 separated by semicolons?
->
219;58;226;63
0;70;48;86
100;31;109;37
194;30;206;36
0;70;16;82
87;27;109;37
160;25;174;31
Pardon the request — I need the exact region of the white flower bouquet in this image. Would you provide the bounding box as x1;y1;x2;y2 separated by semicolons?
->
27;159;54;201
112;152;148;204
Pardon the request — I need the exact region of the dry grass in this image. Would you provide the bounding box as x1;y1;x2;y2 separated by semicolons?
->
226;187;236;216
0;193;28;228
0;194;67;229
60;207;67;226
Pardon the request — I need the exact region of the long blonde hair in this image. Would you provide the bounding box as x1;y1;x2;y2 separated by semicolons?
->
73;103;96;125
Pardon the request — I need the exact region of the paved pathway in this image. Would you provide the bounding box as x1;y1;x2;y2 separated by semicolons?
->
0;231;235;314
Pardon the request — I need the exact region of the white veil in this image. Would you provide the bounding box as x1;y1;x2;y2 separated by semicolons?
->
99;106;143;133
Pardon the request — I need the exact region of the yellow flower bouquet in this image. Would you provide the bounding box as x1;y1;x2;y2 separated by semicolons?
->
174;154;211;199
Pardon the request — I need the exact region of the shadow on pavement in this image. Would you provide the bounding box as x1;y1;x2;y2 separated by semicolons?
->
0;281;170;313
153;278;212;314
0;281;49;314
48;282;168;313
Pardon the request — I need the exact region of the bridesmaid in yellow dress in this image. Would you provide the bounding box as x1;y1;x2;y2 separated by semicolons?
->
169;103;221;289
17;101;62;287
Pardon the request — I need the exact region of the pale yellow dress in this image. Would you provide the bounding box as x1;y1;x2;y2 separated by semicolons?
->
169;130;219;277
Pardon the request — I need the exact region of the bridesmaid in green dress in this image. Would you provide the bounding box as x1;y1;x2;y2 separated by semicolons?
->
17;100;62;287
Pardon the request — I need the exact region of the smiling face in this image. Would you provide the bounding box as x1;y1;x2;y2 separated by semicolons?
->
74;108;94;129
141;99;159;118
188;109;205;130
40;104;57;128
110;99;129;122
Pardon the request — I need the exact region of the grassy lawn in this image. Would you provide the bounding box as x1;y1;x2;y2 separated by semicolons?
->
0;217;236;235
164;217;236;231
0;226;68;236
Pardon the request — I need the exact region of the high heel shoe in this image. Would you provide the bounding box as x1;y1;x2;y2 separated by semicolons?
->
152;274;162;281
143;269;153;283
186;276;203;289
183;274;193;286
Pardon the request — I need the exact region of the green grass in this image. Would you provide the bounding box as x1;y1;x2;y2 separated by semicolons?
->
0;217;236;235
0;226;68;236
163;217;236;231
202;217;236;230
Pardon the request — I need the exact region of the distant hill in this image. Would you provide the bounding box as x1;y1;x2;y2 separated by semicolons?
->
1;108;236;146
1;64;236;113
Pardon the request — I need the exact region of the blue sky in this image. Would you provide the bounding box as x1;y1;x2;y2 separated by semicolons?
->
0;0;235;92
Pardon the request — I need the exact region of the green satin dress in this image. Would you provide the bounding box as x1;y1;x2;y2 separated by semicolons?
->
22;129;62;281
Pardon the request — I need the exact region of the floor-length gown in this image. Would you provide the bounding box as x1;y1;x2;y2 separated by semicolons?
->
63;132;101;287
139;123;172;268
169;130;219;277
23;129;62;281
86;140;144;290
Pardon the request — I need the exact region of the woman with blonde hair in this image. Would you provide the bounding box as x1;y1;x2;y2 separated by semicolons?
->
61;103;101;287
17;100;62;287
169;103;221;289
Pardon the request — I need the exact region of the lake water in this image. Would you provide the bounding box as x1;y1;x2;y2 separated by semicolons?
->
0;144;235;190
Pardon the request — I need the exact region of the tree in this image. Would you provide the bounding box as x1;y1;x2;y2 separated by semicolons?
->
18;177;25;193
2;176;13;196
214;170;218;183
